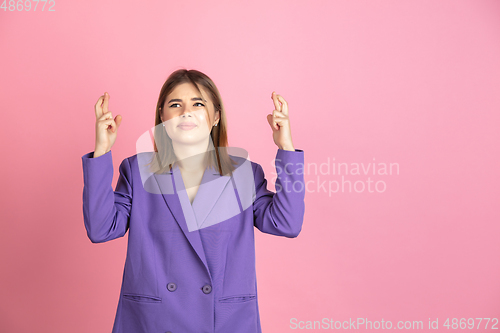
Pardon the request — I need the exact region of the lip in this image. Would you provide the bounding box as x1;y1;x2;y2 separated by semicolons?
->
177;122;197;130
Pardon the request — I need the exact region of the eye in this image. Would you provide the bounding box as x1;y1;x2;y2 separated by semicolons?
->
169;102;205;108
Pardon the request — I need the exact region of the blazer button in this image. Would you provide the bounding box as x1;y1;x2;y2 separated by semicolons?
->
202;284;212;294
166;282;177;292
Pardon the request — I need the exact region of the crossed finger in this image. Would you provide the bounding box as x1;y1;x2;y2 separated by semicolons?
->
102;92;109;114
276;95;288;116
271;92;289;116
272;91;281;113
94;95;104;118
94;92;110;119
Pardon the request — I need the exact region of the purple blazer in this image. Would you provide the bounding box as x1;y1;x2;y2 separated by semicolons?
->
81;148;305;333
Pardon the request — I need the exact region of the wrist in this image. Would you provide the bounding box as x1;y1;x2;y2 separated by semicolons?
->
279;145;295;151
94;147;108;158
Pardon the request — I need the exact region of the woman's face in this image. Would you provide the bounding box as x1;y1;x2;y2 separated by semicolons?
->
161;82;220;146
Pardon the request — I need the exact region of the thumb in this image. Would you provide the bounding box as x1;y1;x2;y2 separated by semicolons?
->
112;115;122;133
115;115;122;129
267;114;277;131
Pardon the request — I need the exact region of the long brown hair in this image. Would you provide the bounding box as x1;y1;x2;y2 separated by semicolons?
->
146;69;237;176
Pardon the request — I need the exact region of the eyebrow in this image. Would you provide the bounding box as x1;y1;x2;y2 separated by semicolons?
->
167;97;206;104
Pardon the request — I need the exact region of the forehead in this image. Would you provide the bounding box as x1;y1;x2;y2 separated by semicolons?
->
168;82;208;98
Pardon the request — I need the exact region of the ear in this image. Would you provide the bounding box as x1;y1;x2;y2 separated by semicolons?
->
215;109;220;123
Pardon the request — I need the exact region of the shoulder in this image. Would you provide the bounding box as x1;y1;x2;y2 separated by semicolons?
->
117;152;157;180
226;148;262;176
122;151;154;166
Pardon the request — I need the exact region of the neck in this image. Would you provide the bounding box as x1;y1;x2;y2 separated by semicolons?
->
172;137;215;173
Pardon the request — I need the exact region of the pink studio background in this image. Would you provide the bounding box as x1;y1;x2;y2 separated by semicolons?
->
1;0;499;332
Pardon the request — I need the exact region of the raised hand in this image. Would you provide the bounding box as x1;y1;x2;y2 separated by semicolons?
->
267;91;294;151
94;92;122;157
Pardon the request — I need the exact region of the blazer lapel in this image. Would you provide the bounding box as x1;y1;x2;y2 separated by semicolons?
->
151;163;230;275
191;167;231;230
138;148;249;275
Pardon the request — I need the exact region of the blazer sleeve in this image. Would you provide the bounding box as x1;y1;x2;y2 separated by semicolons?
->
253;148;305;238
82;150;132;243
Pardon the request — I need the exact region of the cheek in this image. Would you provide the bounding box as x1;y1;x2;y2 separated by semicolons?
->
163;119;177;135
163;112;178;121
164;126;174;138
194;110;212;126
195;110;207;120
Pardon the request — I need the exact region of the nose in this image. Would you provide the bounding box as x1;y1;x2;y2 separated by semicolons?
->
180;106;193;117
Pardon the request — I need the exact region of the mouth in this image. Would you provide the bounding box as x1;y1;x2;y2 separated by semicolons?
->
177;123;197;130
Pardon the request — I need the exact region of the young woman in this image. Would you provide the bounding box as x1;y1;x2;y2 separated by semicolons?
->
82;69;305;333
